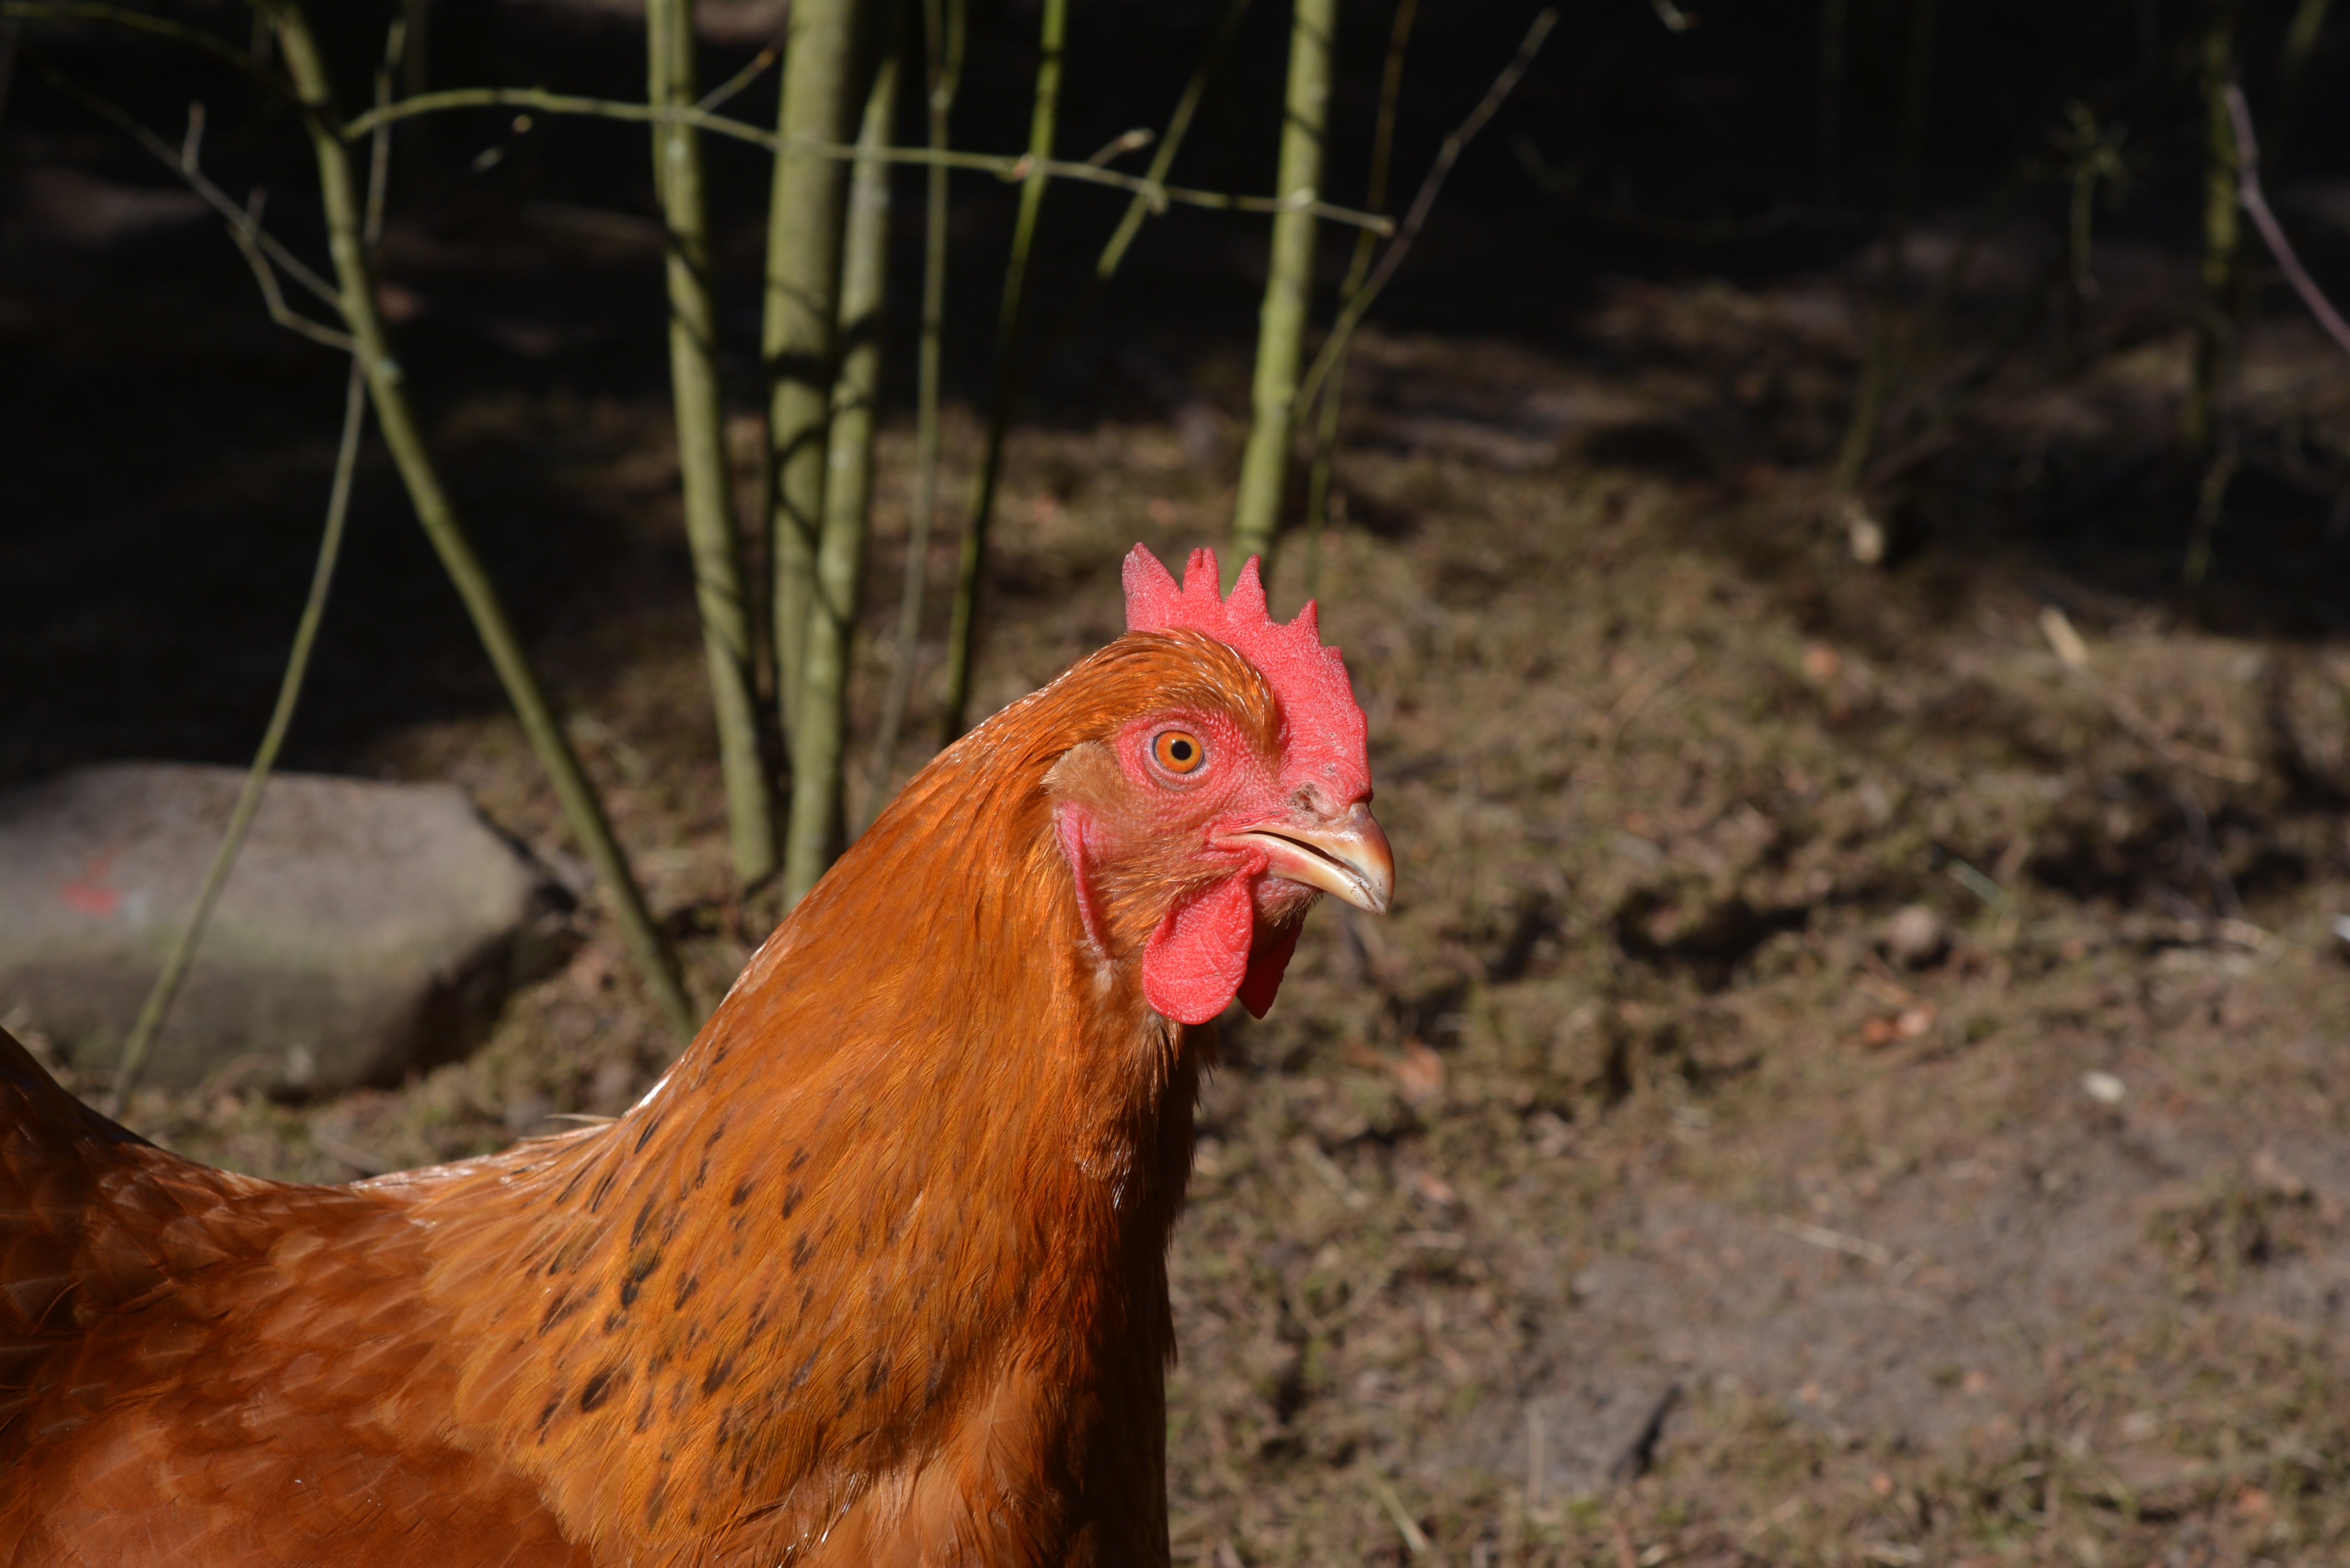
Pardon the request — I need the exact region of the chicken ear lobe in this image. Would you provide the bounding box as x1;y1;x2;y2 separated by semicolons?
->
1053;802;1113;955
1143;875;1255;1026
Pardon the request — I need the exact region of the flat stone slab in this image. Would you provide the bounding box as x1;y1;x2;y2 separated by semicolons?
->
0;764;562;1093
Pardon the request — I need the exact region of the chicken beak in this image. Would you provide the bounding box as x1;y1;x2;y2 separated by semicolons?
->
1220;802;1395;916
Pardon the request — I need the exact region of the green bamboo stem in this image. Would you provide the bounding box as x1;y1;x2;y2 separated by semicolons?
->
1827;0;1938;511
937;0;1066;746
764;0;868;744
1095;0;1254;281
649;0;775;888
868;0;965;816
1304;0;1416;600
271;2;696;1041
1229;0;1337;582
339;87;1391;234
784;41;897;907
108;358;368;1113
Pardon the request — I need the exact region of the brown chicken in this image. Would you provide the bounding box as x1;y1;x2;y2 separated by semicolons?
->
0;544;1392;1567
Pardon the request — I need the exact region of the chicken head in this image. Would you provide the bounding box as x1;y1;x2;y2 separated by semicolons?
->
1045;545;1393;1027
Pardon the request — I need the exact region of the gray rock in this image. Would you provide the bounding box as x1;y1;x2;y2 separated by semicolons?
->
0;764;566;1093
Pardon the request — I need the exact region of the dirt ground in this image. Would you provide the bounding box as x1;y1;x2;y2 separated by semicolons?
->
10;4;2350;1564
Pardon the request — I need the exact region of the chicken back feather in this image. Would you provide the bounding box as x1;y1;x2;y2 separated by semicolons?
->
0;545;1391;1567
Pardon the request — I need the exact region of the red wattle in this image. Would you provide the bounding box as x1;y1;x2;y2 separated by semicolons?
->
1143;875;1257;1025
1236;919;1301;1018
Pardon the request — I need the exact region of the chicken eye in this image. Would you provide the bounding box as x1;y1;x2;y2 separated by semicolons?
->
1151;730;1207;776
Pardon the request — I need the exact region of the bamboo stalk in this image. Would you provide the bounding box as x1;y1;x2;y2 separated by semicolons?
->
764;0;868;743
785;38;897;906
1229;0;1337;582
936;0;1066;746
110;358;368;1113
649;0;775;888
867;0;964;815
270;2;696;1040
1304;0;1416;599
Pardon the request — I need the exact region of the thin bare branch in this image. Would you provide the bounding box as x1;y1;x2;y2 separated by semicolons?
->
696;41;776;113
35;64;354;347
1306;0;1420;598
1294;9;1557;421
2225;80;2350;358
271;1;697;1039
341;86;1393;235
108;362;367;1112
1096;0;1254;278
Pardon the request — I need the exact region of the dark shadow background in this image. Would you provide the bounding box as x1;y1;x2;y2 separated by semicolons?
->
3;0;2346;789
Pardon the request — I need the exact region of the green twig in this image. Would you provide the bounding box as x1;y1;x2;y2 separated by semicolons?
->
271;1;696;1040
1228;0;1338;580
867;0;964;817
338;87;1392;234
109;357;368;1113
1293;9;1558;424
1305;0;1418;601
1095;0;1254;280
937;0;1065;746
35;61;346;331
785;39;897;907
650;0;775;887
696;40;776;114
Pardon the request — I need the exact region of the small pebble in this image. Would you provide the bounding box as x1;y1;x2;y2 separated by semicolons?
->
1884;905;1946;968
2081;1070;2125;1106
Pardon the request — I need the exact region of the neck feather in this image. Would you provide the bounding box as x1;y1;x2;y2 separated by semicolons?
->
417;702;1205;1557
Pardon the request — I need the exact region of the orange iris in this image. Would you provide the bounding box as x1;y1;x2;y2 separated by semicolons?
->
1152;730;1206;775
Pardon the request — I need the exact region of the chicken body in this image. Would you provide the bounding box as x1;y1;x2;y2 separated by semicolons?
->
0;551;1390;1567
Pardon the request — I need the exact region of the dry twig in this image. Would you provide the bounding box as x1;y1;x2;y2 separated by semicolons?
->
2224;82;2350;358
1294;9;1558;422
341;88;1393;235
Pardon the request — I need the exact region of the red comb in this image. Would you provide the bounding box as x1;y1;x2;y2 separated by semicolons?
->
1121;545;1370;802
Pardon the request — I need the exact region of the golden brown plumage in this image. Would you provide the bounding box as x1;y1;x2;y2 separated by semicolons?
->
0;547;1391;1566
